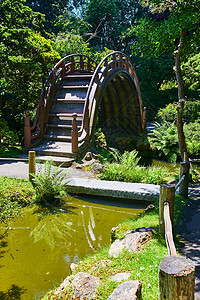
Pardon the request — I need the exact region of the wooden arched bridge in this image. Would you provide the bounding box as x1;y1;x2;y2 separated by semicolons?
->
24;52;146;163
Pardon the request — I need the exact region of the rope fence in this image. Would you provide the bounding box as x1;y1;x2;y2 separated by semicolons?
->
158;152;196;299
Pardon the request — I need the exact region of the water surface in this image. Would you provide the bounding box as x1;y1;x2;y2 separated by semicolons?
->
0;195;145;299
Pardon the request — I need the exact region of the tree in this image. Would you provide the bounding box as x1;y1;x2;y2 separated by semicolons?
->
84;0;148;51
25;0;72;33
0;0;60;131
129;0;200;159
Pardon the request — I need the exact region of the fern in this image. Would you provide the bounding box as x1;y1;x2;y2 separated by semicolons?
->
32;159;69;205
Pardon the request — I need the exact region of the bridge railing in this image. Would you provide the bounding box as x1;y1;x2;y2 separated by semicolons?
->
77;51;145;151
24;54;97;148
158;153;195;299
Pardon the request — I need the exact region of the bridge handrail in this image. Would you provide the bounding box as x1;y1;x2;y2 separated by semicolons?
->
29;54;97;142
78;51;143;144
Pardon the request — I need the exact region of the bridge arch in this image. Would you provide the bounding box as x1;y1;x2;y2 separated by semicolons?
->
25;52;145;158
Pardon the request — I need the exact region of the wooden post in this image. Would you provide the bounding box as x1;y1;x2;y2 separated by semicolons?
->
159;256;195;300
179;161;190;198
159;184;175;238
24;110;31;149
71;113;78;153
143;107;147;130
29;151;35;181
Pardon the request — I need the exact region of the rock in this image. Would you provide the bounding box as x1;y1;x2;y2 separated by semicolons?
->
92;163;106;174
90;260;112;273
109;272;131;282
124;227;154;253
108;280;142;300
109;227;155;258
108;239;125;258
84;152;93;161
72;272;101;299
54;276;72;295
70;263;78;273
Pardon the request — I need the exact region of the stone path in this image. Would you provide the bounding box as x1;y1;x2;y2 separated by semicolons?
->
0;160;94;180
178;184;200;300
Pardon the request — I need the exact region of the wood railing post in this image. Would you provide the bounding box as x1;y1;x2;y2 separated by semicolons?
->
29;151;35;181
71;57;75;71
111;54;116;69
80;56;84;70
159;184;175;238
71;113;78;153
143;107;147;130
159;256;195;300
179;160;190;198
24;110;31;149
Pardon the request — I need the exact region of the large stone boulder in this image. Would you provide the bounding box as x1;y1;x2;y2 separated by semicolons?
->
108;280;142;300
109;227;155;258
72;272;101;299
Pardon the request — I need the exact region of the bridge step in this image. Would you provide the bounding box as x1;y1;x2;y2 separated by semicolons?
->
32;71;93;158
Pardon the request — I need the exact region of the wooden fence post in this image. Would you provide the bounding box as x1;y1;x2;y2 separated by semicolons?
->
159;184;175;237
29;151;35;181
159;256;195;300
179;161;190;198
24;110;31;149
71;113;78;153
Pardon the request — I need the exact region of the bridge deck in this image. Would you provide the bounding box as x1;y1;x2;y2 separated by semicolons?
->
65;178;160;202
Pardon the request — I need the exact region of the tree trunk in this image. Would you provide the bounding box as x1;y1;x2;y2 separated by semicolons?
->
174;31;188;160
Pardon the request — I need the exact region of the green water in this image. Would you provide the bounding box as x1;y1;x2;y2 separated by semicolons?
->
0;195;145;299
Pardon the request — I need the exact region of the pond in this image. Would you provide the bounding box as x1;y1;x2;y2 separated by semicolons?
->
0;194;146;299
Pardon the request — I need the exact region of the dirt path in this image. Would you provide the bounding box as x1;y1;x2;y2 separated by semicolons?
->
177;183;200;299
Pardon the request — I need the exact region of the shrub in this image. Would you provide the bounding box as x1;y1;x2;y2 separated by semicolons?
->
184;121;200;156
32;159;68;205
156;100;200;124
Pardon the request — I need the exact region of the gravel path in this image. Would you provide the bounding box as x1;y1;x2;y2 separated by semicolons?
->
178;184;200;299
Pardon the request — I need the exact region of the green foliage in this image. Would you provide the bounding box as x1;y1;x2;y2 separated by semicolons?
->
0;0;60;130
156;100;200;124
182;53;200;94
32;159;68;205
0;177;35;224
100;149;177;184
184;121;200;156
148;122;179;162
148;120;200;160
52;33;91;58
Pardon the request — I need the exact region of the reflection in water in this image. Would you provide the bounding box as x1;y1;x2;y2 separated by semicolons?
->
0;195;145;299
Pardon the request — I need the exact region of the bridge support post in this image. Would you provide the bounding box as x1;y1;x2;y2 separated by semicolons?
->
71;113;78;153
24;110;31;149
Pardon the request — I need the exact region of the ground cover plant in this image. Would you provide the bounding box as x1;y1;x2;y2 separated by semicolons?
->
98;149;179;184
0;177;35;225
42;193;187;300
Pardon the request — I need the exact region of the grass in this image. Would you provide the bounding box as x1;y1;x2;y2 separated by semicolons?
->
42;194;188;300
0;177;35;224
